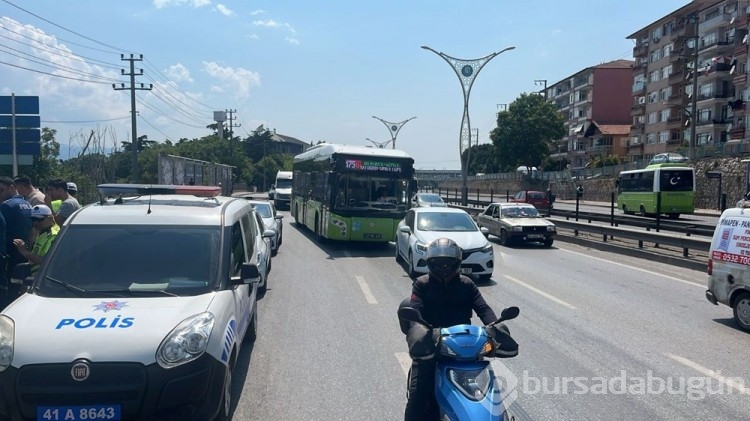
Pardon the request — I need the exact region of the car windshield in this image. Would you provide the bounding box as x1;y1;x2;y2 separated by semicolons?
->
420;194;443;203
503;206;539;218
417;212;477;232
38;225;221;298
251;203;272;218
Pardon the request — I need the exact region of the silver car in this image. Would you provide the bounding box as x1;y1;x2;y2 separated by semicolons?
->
246;200;284;255
411;192;447;208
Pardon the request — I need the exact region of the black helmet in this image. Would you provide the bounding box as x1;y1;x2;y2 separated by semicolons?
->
426;238;462;282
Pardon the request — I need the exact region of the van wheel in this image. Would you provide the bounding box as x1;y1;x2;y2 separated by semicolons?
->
217;354;235;421
733;293;750;332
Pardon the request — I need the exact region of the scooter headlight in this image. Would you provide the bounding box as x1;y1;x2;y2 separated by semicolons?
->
447;367;491;401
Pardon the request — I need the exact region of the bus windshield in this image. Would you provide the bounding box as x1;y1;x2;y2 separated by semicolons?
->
334;174;406;211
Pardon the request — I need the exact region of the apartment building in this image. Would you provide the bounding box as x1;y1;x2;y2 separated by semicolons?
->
546;59;634;169
627;0;749;163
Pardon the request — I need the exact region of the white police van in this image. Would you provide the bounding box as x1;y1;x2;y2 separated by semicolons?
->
0;184;273;421
707;196;750;332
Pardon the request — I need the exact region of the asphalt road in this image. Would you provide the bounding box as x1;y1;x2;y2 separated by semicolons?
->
229;207;750;421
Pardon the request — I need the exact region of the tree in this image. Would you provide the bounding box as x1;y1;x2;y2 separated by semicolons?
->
490;93;565;172
462;144;499;175
25;127;60;183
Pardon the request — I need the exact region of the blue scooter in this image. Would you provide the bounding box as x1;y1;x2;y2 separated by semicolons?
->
398;305;519;420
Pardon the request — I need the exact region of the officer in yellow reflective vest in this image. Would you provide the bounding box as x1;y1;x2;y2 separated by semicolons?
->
13;205;59;274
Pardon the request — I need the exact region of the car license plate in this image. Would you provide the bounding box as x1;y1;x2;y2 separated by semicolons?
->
527;234;543;239
460;268;472;274
38;405;121;421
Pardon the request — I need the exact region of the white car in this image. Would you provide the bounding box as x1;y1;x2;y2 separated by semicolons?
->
0;183;274;421
245;200;283;256
411;192;447;208
395;207;494;281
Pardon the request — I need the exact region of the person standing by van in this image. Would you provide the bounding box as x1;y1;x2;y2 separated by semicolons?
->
46;179;81;225
0;177;32;287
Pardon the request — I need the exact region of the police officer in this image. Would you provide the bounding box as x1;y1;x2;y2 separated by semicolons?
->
404;238;498;420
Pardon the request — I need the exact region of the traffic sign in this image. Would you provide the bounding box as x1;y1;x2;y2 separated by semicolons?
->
0;129;40;143
0;115;40;128
0;96;39;115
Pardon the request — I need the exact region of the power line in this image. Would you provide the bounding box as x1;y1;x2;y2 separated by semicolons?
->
1;0;128;53
138;115;175;143
42;116;130;124
0;42;123;82
0;59;113;84
0;21;123;69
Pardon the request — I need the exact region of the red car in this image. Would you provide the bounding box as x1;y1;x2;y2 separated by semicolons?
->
509;190;552;212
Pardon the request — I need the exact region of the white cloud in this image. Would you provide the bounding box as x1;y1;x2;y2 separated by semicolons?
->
285;23;296;34
247;34;260;40
285;37;299;45
202;61;260;101
165;63;193;83
253;19;281;28
551;29;562;37
250;9;265;16
153;0;211;10
215;4;235;16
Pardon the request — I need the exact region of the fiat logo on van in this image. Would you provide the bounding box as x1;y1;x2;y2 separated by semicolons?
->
71;360;91;382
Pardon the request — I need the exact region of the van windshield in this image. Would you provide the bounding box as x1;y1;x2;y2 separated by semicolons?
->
276;179;293;189
37;225;222;298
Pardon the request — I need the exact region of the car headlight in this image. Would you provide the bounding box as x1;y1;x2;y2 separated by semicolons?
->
511;226;523;232
447;366;492;401
157;312;215;369
416;241;428;254
547;225;556;232
0;316;14;371
481;242;493;253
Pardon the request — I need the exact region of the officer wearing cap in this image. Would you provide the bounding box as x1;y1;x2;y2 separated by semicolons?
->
13;205;59;275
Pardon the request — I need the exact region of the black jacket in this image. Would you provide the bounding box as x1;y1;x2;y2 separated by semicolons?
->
410;273;497;328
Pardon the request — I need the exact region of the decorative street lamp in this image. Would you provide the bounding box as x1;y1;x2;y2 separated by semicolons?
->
421;45;516;205
371;116;416;150
366;137;392;149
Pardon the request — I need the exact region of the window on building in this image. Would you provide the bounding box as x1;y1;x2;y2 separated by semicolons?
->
697;132;711;145
660;109;670;122
648;112;658;124
659;131;670;143
647;133;657;144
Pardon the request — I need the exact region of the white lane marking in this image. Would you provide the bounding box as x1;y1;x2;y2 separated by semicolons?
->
355;275;378;304
560;248;703;288
503;274;578;310
395;352;412;376
666;353;750;396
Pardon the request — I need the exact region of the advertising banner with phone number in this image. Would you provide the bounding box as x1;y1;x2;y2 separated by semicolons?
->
712;217;750;265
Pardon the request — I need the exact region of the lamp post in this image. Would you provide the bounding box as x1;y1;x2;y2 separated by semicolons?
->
365;137;392;149
421;45;516;205
371;116;416;150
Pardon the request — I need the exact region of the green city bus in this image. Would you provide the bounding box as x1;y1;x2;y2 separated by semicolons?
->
291;143;415;242
616;163;695;218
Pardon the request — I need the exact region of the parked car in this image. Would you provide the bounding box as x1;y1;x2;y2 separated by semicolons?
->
649;152;688;165
411;192;447;208
0;183;275;420
246;199;284;256
476;202;556;247
509;190;552;213
395;207;494;281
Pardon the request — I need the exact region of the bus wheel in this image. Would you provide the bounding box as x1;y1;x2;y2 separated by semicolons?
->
639;205;647;217
314;213;325;243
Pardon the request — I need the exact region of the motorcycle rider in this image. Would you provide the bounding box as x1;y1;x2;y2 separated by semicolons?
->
404;237;499;421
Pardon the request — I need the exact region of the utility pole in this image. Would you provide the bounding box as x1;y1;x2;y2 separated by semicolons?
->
113;54;152;183
534;79;548;100
226;109;240;160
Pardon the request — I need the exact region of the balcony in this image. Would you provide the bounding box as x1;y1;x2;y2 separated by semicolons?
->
633;44;649;57
696;91;732;102
587;145;613;155
731;12;749;28
699;13;732;33
628;141;644;151
699;40;733;53
731;126;746;138
668;70;685;81
632;82;647;94
734;43;748;57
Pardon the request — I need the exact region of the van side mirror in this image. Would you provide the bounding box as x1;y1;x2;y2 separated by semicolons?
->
231;263;261;286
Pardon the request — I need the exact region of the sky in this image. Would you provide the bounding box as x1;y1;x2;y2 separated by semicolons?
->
0;0;694;170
